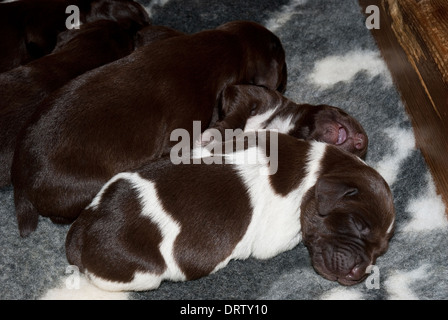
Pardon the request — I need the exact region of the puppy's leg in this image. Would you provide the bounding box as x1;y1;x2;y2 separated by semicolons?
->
14;189;39;237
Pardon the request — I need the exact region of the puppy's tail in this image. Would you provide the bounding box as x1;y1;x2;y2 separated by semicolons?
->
15;190;39;237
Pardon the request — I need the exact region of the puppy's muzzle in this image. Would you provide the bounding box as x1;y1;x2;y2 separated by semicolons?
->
311;237;372;285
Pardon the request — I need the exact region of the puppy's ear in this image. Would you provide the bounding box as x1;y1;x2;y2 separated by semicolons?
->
315;176;358;216
248;58;281;91
247;40;287;91
219;85;247;117
277;62;287;93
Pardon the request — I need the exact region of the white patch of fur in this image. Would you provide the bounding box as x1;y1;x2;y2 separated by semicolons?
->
373;126;416;186
385;265;429;300
386;219;395;235
84;172;186;291
265;114;295;134
244;107;278;131
86;172;130;210
40;275;128;300
214;141;326;274
309;50;392;88
133;174;186;283
264;0;308;32
403;173;448;232
79;140;328;291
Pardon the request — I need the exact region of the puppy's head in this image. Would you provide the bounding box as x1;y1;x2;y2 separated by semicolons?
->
217;21;287;92
300;150;395;285
216;85;368;158
299;105;368;158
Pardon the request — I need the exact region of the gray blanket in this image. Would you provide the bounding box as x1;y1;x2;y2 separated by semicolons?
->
1;0;447;300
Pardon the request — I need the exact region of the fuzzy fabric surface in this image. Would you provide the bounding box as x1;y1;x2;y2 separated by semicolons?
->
1;0;447;300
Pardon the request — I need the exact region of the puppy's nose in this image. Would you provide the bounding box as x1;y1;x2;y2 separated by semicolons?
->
345;264;365;281
354;133;366;150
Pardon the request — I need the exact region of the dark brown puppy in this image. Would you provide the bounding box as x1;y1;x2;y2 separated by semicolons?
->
12;21;287;237
65;132;395;291
199;85;368;158
0;20;164;188
0;0;150;73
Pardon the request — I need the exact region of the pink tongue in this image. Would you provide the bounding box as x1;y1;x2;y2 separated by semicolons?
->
337;127;347;145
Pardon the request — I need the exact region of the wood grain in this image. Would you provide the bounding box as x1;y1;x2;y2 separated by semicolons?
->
359;0;448;215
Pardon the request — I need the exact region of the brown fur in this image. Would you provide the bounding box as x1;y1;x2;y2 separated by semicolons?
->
203;85;368;158
0;0;149;73
12;21;287;237
66;133;394;290
0;21;169;187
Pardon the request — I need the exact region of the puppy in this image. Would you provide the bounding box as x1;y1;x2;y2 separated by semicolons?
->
65;132;395;291
12;21;287;237
0;0;150;73
199;85;368;158
0;19;144;187
0;23;183;188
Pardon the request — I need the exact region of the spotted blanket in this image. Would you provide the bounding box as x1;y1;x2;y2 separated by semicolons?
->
1;0;447;300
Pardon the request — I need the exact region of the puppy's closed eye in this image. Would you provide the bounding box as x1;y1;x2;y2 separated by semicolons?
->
344;188;358;197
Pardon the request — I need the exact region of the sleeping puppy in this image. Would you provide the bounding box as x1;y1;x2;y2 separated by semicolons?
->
12;21;287;237
199;85;368;158
0;19;141;187
0;0;150;73
65;132;395;291
0;23;182;188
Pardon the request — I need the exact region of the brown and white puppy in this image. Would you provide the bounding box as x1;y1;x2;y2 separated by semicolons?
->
0;0;150;73
199;85;368;158
12;21;287;237
0;20;160;188
66;132;395;291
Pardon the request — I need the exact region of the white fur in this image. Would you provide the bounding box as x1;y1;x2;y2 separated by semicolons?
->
265;114;295;134
213;141;326;274
386;219;395;235
244;106;279;131
83;140;328;291
86;172;130;210
84;172;186;291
